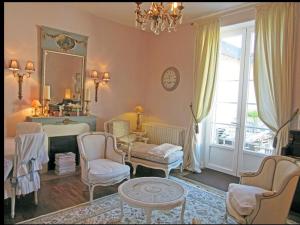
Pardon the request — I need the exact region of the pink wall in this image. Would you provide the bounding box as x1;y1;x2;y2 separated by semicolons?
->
4;3;300;137
4;3;149;136
143;25;195;127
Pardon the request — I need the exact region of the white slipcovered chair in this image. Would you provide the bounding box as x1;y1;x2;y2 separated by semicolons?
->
77;132;130;203
225;155;300;224
4;132;49;218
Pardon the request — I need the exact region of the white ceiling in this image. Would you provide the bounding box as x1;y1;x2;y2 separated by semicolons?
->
70;2;250;28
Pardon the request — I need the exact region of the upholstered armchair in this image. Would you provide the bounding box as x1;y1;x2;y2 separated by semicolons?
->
77;132;130;203
104;119;148;152
225;155;300;224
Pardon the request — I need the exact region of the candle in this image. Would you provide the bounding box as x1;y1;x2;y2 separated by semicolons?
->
65;88;71;99
44;85;50;100
85;88;91;101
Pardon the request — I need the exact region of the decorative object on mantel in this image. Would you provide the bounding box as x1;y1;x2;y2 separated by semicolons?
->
90;70;111;102
43;85;51;117
31;99;41;117
134;105;144;131
161;66;180;91
135;2;184;35
8;59;35;100
84;88;91;115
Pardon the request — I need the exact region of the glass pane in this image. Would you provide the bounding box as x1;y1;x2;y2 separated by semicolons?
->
243;31;274;155
215;103;238;124
247;81;256;104
212;123;236;147
219;35;243;81
217;81;239;103
244;127;274;155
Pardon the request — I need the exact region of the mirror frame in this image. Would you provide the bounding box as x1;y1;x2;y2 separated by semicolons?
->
40;25;88;111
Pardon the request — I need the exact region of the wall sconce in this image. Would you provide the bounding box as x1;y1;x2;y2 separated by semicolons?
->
90;70;111;102
8;59;35;100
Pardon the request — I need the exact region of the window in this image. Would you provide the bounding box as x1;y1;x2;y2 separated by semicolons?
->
211;21;274;155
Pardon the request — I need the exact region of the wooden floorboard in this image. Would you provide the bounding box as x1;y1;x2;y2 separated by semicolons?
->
4;165;164;224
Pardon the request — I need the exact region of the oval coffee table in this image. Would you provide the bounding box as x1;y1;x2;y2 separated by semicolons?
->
118;177;187;223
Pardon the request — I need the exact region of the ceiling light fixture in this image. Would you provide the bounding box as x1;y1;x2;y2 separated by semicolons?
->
135;2;184;35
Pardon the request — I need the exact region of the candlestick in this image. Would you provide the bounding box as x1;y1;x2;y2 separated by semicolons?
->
44;85;50;100
84;100;91;115
43;99;50;117
85;88;91;101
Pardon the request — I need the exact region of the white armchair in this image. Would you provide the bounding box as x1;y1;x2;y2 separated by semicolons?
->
104;119;148;152
225;155;300;224
77;132;130;203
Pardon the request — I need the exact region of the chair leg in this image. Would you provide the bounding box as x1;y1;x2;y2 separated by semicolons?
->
132;163;137;176
89;185;95;203
34;191;38;205
224;207;228;223
164;169;170;178
11;188;16;219
180;163;183;173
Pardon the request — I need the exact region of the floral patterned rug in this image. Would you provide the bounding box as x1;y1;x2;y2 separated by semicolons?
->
18;176;234;224
17;176;296;224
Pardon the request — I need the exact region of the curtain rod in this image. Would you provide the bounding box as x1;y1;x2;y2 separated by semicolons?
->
189;2;259;26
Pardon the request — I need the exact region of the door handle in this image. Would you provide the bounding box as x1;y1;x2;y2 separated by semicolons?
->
231;122;240;128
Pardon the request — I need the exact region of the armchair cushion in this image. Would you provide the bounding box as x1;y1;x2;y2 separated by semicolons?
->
228;183;273;216
88;159;130;184
118;134;137;144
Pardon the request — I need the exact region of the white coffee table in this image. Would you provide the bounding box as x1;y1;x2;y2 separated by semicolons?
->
118;177;187;223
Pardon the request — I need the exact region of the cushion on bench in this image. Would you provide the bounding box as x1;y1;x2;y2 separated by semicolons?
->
130;142;183;164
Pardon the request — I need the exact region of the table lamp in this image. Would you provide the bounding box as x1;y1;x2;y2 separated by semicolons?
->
31;99;41;117
135;105;144;131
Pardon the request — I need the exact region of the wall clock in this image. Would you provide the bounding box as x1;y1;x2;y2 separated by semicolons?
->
161;66;180;91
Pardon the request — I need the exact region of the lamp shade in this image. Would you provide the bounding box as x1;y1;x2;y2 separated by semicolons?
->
102;72;110;82
8;59;20;71
25;61;35;73
135;105;144;113
90;70;99;79
31;99;41;108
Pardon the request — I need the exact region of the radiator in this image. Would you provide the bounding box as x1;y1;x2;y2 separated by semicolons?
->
143;122;186;146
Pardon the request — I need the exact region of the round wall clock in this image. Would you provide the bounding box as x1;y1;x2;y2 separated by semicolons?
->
161;66;180;91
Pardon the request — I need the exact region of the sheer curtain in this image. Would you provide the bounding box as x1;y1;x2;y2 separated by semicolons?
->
183;18;220;173
254;3;296;155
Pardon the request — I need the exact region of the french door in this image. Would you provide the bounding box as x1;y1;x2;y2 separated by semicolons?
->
205;21;274;176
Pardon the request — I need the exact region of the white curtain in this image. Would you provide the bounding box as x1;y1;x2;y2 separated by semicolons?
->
254;3;296;155
183;18;220;172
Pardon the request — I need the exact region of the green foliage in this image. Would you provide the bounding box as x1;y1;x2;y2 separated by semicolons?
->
247;111;258;118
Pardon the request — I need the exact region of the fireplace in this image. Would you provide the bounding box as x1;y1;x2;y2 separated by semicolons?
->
39;123;90;172
48;135;79;170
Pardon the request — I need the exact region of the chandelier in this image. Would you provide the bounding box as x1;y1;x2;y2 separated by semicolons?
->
135;2;184;35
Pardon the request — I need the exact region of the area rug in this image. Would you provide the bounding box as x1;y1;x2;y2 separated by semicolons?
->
17;176;297;224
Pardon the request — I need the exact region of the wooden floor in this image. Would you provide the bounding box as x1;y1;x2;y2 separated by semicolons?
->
4;165;165;224
4;165;300;224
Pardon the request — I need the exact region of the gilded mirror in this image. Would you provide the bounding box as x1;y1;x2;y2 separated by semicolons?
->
40;26;88;112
